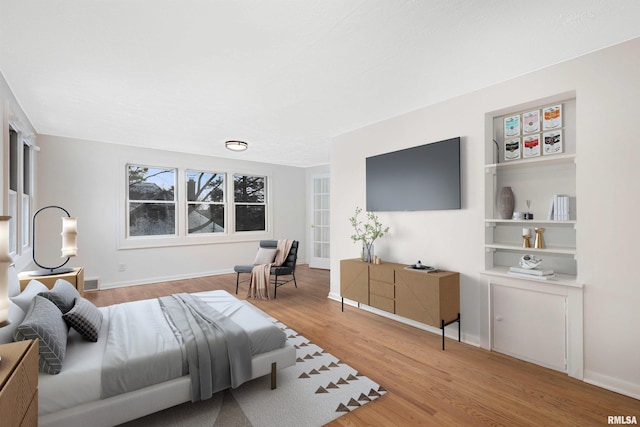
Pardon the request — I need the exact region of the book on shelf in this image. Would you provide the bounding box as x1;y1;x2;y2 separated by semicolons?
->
507;271;556;280
548;194;570;221
509;266;554;276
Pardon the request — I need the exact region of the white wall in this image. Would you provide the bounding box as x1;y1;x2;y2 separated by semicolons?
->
0;72;36;271
35;135;307;288
331;37;640;398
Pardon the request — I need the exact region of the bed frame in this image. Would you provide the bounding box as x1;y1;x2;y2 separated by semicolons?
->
39;343;296;427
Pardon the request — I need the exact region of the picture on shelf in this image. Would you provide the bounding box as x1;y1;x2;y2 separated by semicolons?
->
523;109;540;134
504;114;521;137
542;104;562;129
504;138;521;161
523;134;541;158
543;130;563;155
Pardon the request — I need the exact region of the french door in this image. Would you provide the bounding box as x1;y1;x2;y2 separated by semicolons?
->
309;174;330;269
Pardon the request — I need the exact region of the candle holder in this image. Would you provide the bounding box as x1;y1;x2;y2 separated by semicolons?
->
534;227;545;249
522;227;531;248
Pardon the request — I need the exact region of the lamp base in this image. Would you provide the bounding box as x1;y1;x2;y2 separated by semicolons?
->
29;267;74;277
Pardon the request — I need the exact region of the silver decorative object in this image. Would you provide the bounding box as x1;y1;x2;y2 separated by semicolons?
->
519;254;542;269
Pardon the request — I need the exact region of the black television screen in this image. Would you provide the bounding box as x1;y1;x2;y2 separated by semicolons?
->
366;137;461;212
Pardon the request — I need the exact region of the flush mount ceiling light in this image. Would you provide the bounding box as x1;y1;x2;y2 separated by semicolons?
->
225;140;248;152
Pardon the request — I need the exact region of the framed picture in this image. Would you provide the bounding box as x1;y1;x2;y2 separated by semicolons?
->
504;115;521;137
542;104;562;130
504;138;521;161
543;130;563;155
523;134;541;158
522;109;540;134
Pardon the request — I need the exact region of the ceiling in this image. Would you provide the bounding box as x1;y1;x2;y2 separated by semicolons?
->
1;1;639;167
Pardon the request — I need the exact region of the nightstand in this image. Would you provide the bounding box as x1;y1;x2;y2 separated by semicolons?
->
0;340;38;427
18;267;85;296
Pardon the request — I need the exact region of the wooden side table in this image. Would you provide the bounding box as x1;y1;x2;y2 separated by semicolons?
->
0;340;38;427
18;267;85;296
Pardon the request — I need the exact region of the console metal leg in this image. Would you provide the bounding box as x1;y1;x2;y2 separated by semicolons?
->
441;313;461;351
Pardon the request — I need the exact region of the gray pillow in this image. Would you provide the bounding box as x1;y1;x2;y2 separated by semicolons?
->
10;279;49;313
13;295;69;374
38;279;81;314
253;247;278;265
63;298;103;342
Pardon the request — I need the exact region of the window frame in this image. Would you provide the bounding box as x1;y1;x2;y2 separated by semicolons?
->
5;124;35;257
233;173;268;233
126;164;178;239
186;169;226;235
118;160;272;250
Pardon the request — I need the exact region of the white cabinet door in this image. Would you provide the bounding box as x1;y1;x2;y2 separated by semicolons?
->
492;284;567;372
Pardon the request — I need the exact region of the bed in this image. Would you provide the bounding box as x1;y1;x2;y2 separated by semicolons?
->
1;267;296;427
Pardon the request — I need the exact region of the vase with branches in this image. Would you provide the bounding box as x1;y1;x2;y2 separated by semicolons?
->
349;207;389;262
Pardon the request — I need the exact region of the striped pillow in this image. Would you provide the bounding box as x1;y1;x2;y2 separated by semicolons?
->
13;295;69;374
63;298;103;342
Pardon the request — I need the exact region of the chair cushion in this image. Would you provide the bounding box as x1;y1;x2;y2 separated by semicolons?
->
234;264;255;274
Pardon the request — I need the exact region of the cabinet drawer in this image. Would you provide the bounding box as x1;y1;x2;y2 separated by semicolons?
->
370;280;394;299
0;340;38;427
370;294;395;313
369;265;395;283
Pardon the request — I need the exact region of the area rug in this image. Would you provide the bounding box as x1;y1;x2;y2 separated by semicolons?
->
121;321;386;427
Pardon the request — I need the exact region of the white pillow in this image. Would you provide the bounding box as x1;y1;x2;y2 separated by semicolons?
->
0;302;26;344
10;279;49;313
8;265;21;298
253;247;278;265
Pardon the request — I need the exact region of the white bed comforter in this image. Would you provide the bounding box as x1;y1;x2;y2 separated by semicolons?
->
38;290;286;416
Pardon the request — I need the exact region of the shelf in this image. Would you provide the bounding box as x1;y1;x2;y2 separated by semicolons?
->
485;219;576;228
485;243;576;256
482;266;582;288
485;153;576;171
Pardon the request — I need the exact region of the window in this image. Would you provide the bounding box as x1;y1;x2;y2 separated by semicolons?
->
127;165;176;237
22;142;32;248
121;163;271;247
187;170;225;234
5;127;34;256
234;174;266;232
8;129;18;254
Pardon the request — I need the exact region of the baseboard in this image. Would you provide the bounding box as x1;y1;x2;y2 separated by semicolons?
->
328;293;480;347
98;268;236;290
584;370;640;400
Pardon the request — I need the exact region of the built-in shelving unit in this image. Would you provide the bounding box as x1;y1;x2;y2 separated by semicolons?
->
483;94;584;380
484;98;578;282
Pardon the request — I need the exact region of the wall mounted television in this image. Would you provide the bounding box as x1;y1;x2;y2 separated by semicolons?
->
366;137;461;212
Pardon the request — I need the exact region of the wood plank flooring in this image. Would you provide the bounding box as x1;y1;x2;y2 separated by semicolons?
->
84;265;640;426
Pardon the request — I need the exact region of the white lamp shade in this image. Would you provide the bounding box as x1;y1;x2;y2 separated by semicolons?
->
61;217;77;258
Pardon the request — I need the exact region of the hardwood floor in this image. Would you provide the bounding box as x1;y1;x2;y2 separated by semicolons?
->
85;265;639;426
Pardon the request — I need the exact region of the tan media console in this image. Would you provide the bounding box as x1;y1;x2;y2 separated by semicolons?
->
340;259;460;349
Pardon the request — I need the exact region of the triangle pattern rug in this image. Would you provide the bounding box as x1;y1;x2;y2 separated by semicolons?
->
121;320;386;427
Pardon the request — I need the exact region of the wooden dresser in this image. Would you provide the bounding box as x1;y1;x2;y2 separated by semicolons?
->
340;259;460;349
0;340;38;427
